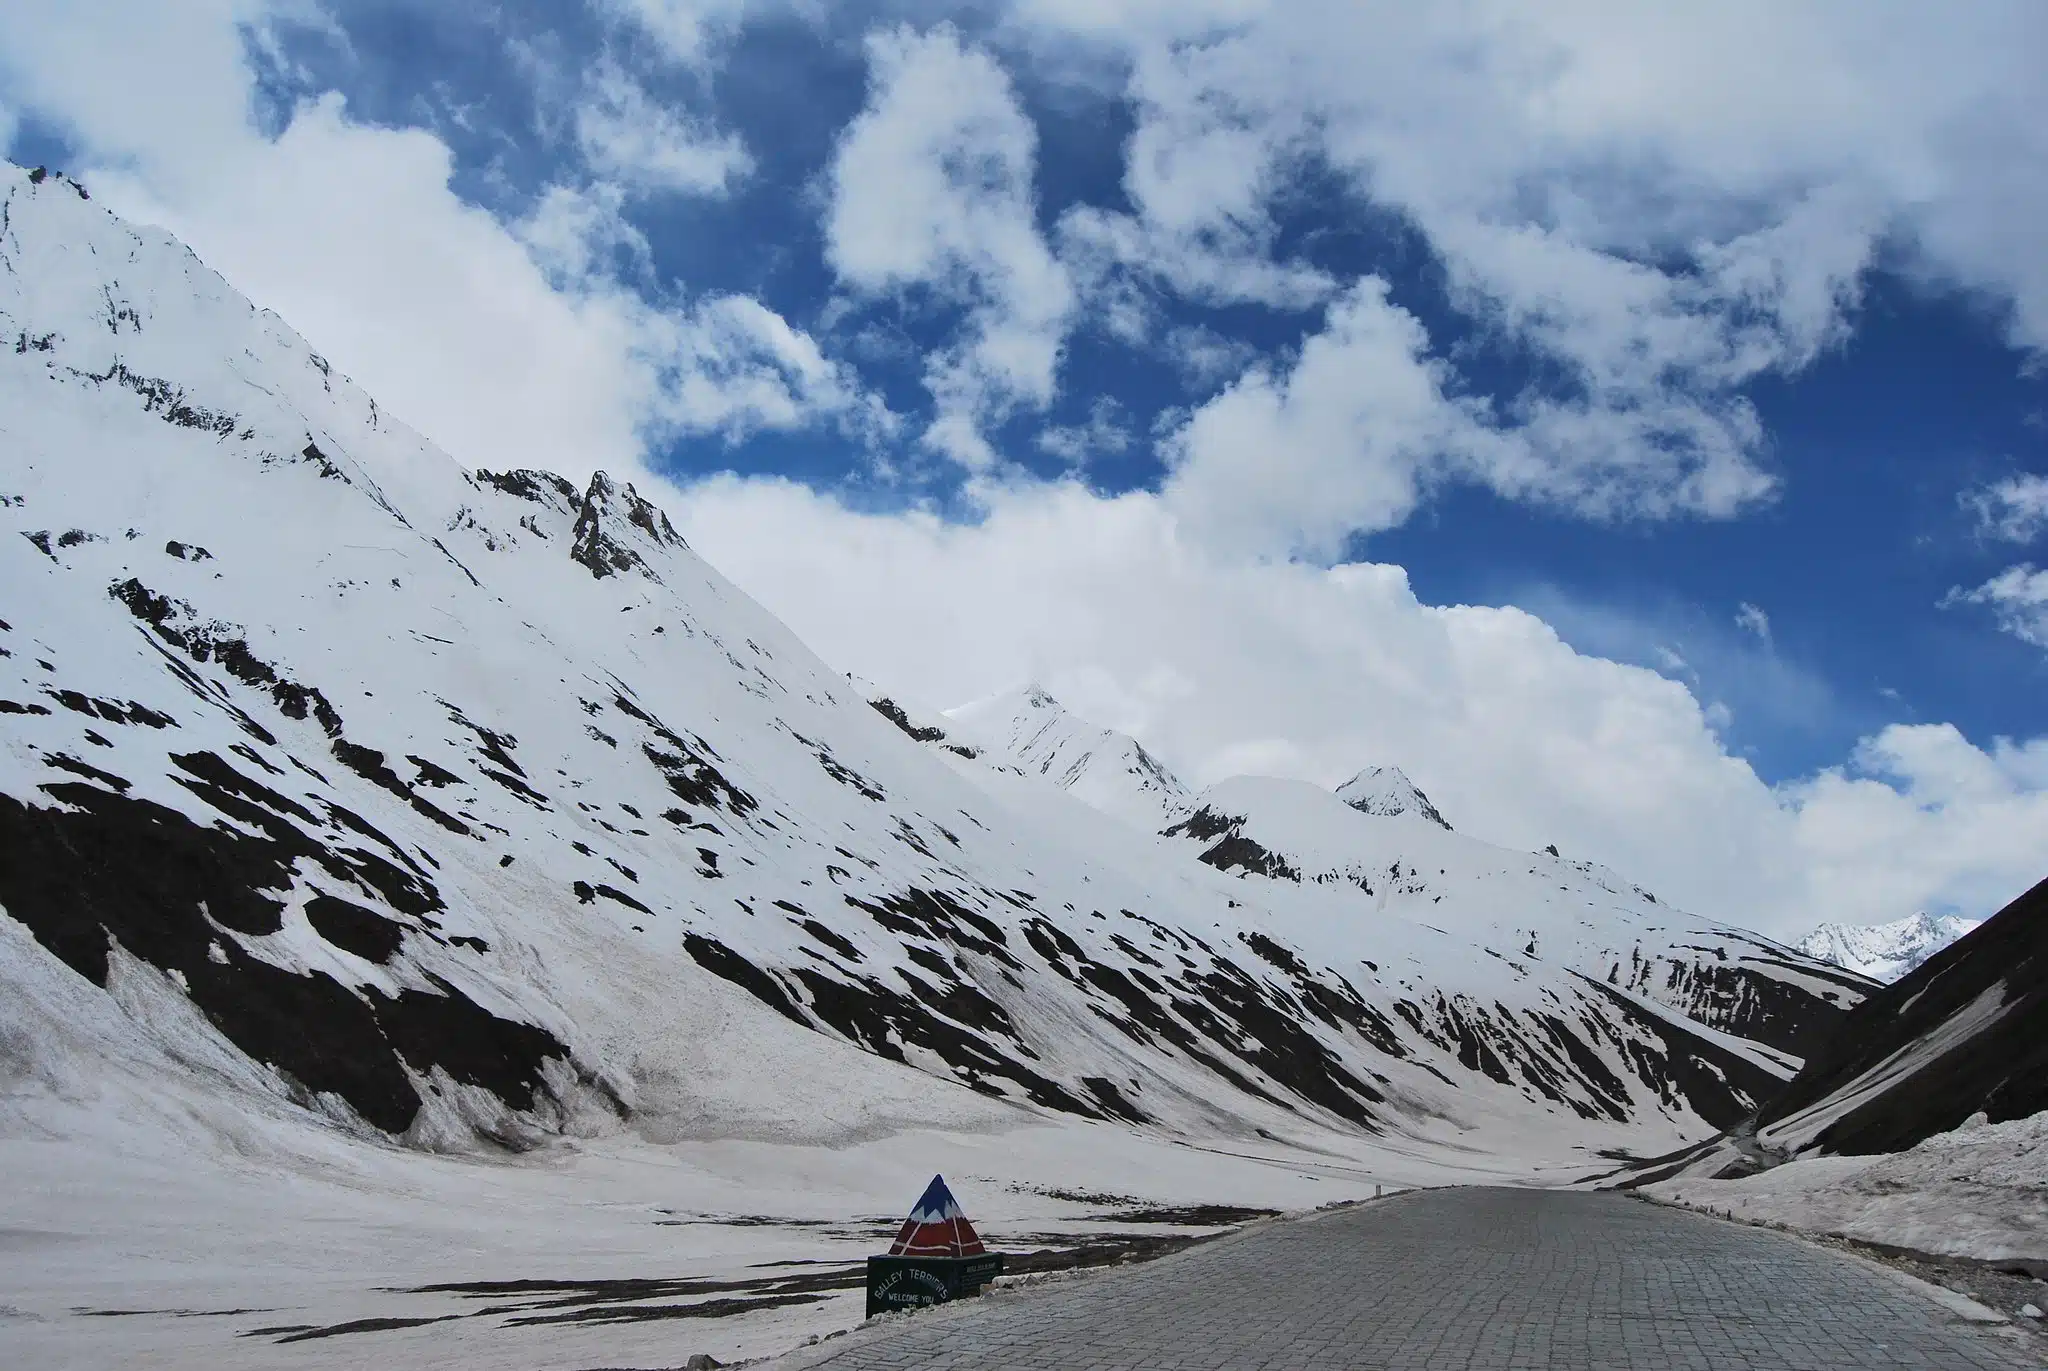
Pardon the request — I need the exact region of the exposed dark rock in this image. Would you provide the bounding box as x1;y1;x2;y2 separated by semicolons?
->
475;468;580;512
1162;805;1237;843
0;785;569;1136
1576;976;1784;1131
569;473;686;582
869;697;945;743
1194;834;1301;882
304;894;406;964
572;880;651;914
1754;875;2048;1155
683;934;806;1025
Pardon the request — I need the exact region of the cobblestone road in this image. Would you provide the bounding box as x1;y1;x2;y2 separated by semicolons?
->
798;1188;2032;1370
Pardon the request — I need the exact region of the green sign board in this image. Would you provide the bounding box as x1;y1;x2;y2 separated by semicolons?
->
865;1252;1005;1318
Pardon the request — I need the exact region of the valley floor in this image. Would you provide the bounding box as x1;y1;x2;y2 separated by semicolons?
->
0;1109;1601;1370
777;1188;2034;1371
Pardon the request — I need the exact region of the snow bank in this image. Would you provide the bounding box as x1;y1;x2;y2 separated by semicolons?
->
1646;1110;2048;1263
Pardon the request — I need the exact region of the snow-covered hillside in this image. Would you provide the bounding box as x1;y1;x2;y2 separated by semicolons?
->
1796;912;1981;983
1753;876;2046;1158
1619;874;2044;1205
0;160;1864;1174
1636;879;2046;1269
944;684;1192;831
1158;775;1867;1064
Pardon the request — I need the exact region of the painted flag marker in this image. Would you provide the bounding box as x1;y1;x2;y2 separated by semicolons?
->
866;1174;1005;1318
889;1174;987;1258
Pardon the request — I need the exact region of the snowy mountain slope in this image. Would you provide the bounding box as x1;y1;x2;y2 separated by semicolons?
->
1610;875;2046;1194
1159;776;1871;1063
943;684;1193;832
0;162;1850;1168
1796;912;1981;983
1336;765;1452;829
1749;875;2048;1157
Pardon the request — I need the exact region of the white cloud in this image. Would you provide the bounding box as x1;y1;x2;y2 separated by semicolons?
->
519;182;894;443
1160;278;1487;556
1035;397;1131;465
573;59;752;196
672;473;2048;936
1003;0;2048;551
0;0;870;483
1964;473;2048;544
1162;323;1258;391
824;24;1074;471
1946;564;2048;649
1781;724;2048;924
1735;602;1771;644
597;0;753;67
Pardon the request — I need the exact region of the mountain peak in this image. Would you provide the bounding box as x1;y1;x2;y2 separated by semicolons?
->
945;686;1190;831
1019;683;1062;711
569;471;687;582
1335;765;1452;830
1796;911;1982;983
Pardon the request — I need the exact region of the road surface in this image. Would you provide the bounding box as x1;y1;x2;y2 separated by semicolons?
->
796;1188;2029;1370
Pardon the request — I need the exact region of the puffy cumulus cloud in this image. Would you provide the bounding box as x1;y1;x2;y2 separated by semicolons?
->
573;59;752;196
1945;564;2048;650
671;474;2048;936
1964;473;2048;544
1006;0;2048;552
1782;725;2048;926
1160;279;1490;555
0;0;869;484
825;24;1074;471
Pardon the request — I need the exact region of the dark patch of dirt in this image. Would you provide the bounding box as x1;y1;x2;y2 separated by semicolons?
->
1101;1205;1282;1226
272;1315;460;1342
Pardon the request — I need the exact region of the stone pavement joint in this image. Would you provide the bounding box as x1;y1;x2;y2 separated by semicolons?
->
799;1187;2032;1370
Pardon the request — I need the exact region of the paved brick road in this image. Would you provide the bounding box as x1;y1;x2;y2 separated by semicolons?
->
798;1188;2031;1370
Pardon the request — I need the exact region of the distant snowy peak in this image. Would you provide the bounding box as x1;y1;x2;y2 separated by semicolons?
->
1335;765;1452;830
942;684;1191;831
1796;913;1982;984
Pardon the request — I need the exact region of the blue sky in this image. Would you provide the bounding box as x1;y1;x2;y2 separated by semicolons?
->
3;0;2045;929
152;0;2048;783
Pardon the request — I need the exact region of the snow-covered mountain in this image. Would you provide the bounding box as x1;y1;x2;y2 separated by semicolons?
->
0;162;1865;1175
1158;776;1867;1063
943;684;1193;832
1618;876;2045;1194
1795;912;1981;983
1336;765;1452;830
1755;877;2045;1156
